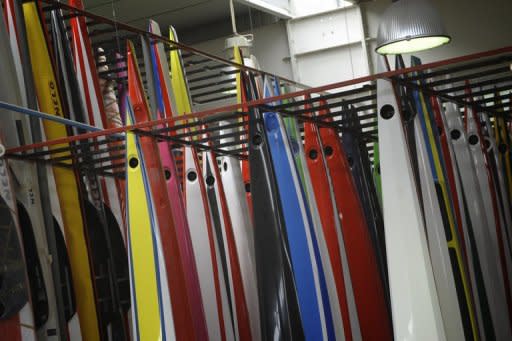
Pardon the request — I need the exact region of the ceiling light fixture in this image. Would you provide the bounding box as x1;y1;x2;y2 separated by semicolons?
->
376;0;451;55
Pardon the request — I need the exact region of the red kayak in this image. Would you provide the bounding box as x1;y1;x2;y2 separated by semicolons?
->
304;110;354;340
318;106;393;341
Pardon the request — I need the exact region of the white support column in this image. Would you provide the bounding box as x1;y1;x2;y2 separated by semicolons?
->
285;4;371;88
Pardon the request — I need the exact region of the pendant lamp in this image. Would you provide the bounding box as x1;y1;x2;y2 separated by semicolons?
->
376;0;451;55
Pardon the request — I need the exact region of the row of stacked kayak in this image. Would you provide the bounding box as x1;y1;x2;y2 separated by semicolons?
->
377;55;512;340
0;1;392;339
0;1;512;341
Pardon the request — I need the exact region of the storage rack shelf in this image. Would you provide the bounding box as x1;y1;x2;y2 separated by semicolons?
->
4;0;512;179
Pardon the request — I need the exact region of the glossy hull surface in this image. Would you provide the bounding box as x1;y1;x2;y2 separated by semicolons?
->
245;74;303;341
304;120;360;341
264;111;327;340
320;117;392;340
125;103;173;341
23;3;100;339
140;33;208;340
377;59;445;340
127;40;198;340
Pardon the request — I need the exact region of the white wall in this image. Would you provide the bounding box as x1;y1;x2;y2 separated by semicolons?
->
190;0;512;85
286;6;370;87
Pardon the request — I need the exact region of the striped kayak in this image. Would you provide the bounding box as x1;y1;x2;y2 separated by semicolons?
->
124;99;175;341
140;32;209;340
202;149;252;340
481;110;512;256
23;3;102;339
413;111;467;340
465;102;512;339
184;145;234;341
244;72;304;340
432;97;487;339
217;130;260;341
411;57;478;339
445;102;504;339
274;83;343;341
480;112;512;319
168;26;253;340
126;39;200;340
377;57;445;340
50;7;131;339
202;151;241;339
216;47;259;339
318;106;392;340
304;110;360;341
430;96;470;274
148;19;234;341
340;106;389;295
263;107;331;340
467;104;512;307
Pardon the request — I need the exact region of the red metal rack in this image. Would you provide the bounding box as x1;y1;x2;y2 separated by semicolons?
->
3;0;512;179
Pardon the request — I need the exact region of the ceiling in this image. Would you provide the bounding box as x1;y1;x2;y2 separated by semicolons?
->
84;0;250;33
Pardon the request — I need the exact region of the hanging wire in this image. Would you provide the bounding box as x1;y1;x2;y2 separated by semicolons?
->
229;0;238;35
110;0;123;55
248;5;254;37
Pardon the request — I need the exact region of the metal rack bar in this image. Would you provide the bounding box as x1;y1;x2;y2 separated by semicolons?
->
39;0;310;90
2;0;510;178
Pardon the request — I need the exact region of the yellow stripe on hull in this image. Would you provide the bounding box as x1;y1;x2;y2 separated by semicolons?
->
418;92;479;340
22;3;100;340
125;109;163;341
169;28;192;116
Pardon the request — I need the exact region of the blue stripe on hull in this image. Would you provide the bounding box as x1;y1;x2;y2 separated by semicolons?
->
263;111;325;340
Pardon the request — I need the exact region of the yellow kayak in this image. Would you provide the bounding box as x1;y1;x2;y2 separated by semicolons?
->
169;27;193;116
22;3;100;340
124;100;169;340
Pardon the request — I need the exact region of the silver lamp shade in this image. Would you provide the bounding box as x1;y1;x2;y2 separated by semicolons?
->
376;0;451;55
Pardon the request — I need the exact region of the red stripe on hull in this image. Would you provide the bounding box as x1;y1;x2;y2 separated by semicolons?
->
304;120;353;340
0;315;22;341
209;151;252;341
320;124;393;341
191;147;227;341
127;42;199;340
